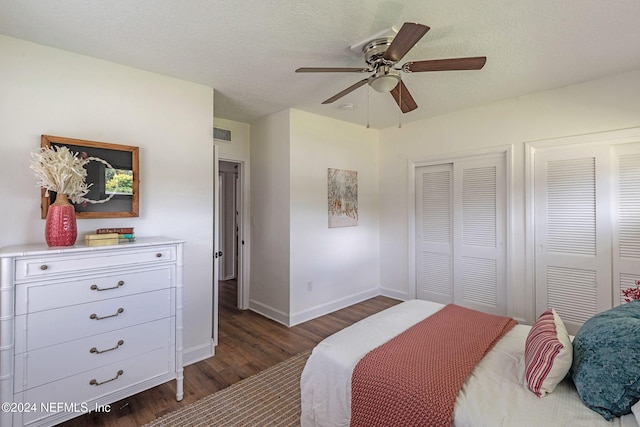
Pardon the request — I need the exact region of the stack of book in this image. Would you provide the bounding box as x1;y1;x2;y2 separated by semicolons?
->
85;227;137;246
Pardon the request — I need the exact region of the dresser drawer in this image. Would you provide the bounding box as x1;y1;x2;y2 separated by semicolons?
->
15;289;173;353
15;266;172;315
14;246;176;282
14;317;174;392
18;346;175;426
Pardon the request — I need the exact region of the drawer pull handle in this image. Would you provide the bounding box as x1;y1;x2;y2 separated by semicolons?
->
90;307;124;320
156;253;162;258
40;265;48;270
89;369;124;386
90;281;125;291
90;339;124;354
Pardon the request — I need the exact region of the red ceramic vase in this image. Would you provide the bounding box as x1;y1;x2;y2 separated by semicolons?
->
45;194;77;247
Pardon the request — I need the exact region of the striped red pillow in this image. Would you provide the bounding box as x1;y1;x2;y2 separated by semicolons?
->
525;308;573;397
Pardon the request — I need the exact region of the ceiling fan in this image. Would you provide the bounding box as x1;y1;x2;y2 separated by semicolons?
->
295;22;486;113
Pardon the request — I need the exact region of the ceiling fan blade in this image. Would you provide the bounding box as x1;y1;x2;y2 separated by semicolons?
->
296;67;370;73
322;78;369;104
403;56;487;72
383;22;430;63
390;80;418;113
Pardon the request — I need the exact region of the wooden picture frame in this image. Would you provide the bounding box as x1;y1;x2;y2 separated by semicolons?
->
40;135;139;219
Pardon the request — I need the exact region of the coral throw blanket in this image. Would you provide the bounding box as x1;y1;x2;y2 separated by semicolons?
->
350;304;517;427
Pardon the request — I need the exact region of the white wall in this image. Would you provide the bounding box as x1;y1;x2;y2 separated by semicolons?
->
249;109;379;325
378;68;640;325
289;110;379;325
0;35;215;364
214;117;250;159
249;110;291;323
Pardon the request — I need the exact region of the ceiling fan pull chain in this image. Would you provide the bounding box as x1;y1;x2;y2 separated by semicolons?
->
366;84;370;129
398;78;402;128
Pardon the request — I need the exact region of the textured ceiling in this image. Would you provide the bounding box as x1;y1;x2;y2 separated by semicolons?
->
1;1;640;129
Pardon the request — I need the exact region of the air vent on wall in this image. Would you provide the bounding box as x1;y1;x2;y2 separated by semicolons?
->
214;127;232;143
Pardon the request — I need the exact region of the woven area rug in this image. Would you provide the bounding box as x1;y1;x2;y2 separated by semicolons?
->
145;351;310;427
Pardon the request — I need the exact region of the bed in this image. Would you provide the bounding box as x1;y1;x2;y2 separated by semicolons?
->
300;299;640;427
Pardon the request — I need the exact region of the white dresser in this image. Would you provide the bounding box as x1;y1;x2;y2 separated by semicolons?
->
0;237;184;427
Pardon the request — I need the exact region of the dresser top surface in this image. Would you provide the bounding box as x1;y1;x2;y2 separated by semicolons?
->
0;236;185;258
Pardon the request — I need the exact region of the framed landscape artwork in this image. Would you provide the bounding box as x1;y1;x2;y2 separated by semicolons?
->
328;168;358;228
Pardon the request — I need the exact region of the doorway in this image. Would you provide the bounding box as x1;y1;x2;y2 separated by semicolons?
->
212;150;249;345
217;159;246;312
219;161;239;282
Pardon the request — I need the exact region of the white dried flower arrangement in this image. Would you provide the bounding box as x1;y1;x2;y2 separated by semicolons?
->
30;145;92;204
31;145;119;205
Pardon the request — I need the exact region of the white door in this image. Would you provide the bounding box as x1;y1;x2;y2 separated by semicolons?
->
613;144;640;305
534;146;612;334
453;157;506;315
415;163;453;304
416;154;506;315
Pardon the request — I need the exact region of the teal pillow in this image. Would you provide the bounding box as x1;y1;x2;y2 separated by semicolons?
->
571;300;640;420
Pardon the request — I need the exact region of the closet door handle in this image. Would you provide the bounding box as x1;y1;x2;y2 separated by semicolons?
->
90;308;124;320
90;370;124;386
90;340;124;354
90;281;124;291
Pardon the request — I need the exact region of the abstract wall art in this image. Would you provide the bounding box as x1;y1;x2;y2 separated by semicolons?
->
328;168;358;228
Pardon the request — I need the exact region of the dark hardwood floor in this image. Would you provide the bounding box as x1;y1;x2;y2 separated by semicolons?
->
60;280;400;426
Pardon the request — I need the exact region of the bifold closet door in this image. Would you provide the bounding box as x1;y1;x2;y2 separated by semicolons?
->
416;163;454;304
534;146;612;334
416;155;506;315
613;144;640;306
453;157;506;315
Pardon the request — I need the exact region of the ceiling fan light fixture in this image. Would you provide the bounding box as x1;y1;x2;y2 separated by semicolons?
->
296;22;486;116
369;73;400;93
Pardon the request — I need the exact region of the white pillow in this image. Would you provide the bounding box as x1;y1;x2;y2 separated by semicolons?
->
524;308;573;397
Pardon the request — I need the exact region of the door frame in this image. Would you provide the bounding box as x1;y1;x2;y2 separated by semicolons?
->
408;145;513;312
212;145;220;345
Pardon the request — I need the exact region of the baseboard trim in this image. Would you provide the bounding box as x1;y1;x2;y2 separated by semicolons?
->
248;289;406;328
380;287;409;301
248;300;289;326
183;338;215;366
289;288;380;327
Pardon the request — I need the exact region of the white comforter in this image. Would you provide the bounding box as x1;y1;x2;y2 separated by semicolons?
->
300;299;638;427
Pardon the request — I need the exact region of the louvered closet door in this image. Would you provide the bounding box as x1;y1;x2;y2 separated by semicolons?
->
613;143;640;305
453;157;506;315
534;147;612;334
416;164;454;304
416;156;506;314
